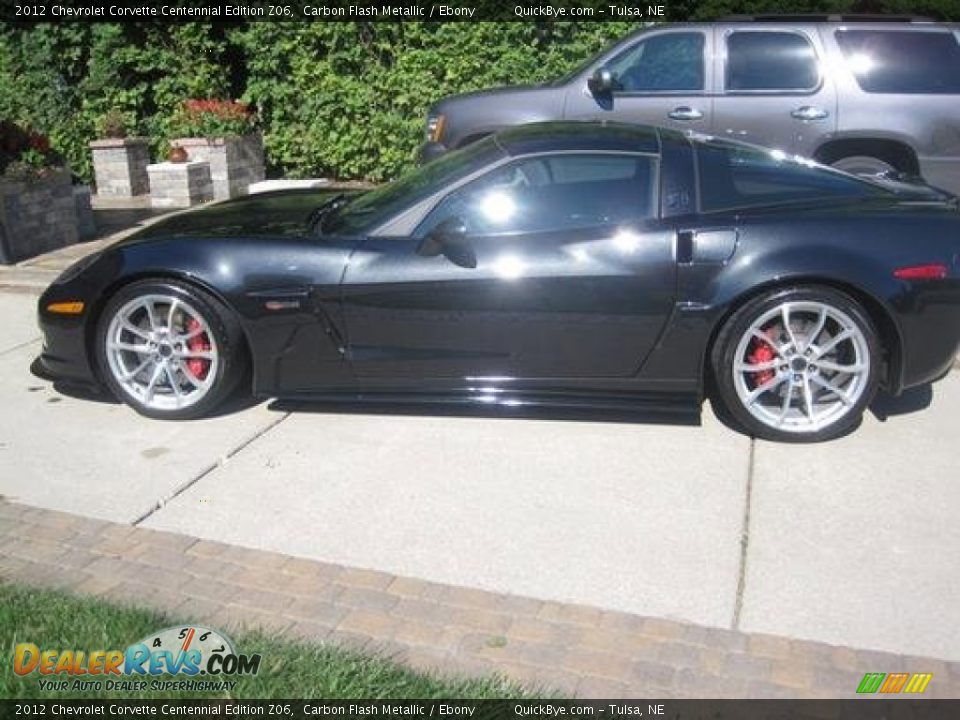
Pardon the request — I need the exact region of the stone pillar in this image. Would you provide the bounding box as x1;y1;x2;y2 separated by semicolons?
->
0;170;80;264
73;185;97;240
146;161;214;208
172;133;266;201
89;137;151;197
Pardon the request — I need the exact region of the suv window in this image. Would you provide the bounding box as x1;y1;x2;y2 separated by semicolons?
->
726;32;819;92
696;141;886;213
417;154;658;236
606;33;705;93
835;30;960;94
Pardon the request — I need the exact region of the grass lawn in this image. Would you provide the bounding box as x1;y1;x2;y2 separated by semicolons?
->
1;583;527;699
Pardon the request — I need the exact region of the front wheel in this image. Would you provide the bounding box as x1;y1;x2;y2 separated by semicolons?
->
95;279;246;420
711;286;880;442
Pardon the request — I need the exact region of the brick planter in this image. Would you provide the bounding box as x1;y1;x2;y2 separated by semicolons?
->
89;137;151;197
147;161;213;208
172;133;265;201
0;170;80;264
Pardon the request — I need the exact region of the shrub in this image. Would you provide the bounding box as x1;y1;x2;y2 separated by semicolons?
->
168;99;257;139
95;110;132;139
0;120;63;180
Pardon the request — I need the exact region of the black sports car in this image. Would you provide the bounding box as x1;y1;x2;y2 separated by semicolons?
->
37;122;960;442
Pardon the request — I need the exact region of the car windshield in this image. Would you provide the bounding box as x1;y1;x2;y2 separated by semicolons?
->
321;137;505;235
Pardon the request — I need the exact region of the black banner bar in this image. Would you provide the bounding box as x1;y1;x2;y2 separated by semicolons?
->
3;700;960;720
5;1;672;24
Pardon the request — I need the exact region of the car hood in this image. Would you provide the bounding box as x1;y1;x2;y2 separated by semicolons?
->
120;189;354;243
434;84;548;109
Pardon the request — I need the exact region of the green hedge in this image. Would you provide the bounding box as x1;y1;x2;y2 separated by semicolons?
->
2;0;957;184
0;22;636;183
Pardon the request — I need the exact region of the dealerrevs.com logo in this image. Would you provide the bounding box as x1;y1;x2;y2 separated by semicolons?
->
14;625;262;693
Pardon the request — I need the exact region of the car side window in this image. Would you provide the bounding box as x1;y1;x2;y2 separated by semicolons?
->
696;141;885;213
606;32;705;93
835;30;960;94
416;154;658;237
725;31;819;92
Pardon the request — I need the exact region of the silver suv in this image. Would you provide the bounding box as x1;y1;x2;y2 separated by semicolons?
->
422;16;960;193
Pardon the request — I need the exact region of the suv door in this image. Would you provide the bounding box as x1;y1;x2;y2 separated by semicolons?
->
712;28;837;157
564;30;713;133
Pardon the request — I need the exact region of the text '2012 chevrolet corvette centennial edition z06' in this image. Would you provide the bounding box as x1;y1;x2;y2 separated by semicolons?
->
38;123;960;442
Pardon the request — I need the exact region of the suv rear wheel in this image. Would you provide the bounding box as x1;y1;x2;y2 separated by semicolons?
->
829;155;897;178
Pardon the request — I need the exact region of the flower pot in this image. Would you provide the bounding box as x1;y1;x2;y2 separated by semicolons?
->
167;145;189;164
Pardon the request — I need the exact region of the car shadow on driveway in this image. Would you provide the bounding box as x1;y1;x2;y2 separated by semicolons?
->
31;357;264;418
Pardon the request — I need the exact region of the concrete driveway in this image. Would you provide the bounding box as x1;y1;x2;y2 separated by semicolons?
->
1;289;958;664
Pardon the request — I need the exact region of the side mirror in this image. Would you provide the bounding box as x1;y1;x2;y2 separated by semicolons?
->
417;216;476;269
588;67;615;96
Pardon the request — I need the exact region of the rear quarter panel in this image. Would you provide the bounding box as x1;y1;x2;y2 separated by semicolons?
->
676;207;960;393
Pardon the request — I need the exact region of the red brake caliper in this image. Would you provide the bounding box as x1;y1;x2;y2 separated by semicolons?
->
747;329;777;387
185;318;210;380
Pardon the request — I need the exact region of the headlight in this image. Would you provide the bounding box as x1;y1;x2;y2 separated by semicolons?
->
425;114;446;143
53;251;102;285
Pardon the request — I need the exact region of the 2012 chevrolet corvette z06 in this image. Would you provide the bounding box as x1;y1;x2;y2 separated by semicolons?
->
37;122;960;442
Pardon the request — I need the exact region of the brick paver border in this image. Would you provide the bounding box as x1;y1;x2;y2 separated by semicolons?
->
2;500;957;699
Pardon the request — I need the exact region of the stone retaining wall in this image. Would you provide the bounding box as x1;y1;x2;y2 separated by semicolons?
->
0;171;79;264
173;133;265;201
147;161;214;208
90;138;151;197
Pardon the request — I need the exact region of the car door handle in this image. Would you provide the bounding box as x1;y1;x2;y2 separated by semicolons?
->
668;106;704;121
791;106;829;121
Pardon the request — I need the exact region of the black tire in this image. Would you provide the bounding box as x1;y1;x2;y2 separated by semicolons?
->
95;278;247;420
711;286;881;443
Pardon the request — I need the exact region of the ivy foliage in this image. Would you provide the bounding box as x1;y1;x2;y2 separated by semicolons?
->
1;0;957;184
0;21;634;183
235;22;635;181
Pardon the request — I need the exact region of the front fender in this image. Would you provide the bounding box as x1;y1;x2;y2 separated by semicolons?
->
54;234;358;396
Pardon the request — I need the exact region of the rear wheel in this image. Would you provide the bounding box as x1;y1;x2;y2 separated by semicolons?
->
711;286;880;442
829;154;897;178
96;279;245;420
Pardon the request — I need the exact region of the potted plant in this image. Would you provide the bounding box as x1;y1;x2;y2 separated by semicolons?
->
168;99;265;200
88;110;151;197
0;120;84;264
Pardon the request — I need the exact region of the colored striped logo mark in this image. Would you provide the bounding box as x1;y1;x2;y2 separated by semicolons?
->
857;672;933;694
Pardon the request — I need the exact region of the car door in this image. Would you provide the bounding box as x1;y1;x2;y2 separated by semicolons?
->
711;27;837;157
340;152;676;381
563;29;713;133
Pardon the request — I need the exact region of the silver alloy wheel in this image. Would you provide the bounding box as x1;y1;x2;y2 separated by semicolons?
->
732;301;870;434
104;294;219;412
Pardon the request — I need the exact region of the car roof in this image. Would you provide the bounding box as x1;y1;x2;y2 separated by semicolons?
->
494;122;661;157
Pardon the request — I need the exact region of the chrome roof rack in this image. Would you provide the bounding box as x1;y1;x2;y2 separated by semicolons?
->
718;14;936;23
